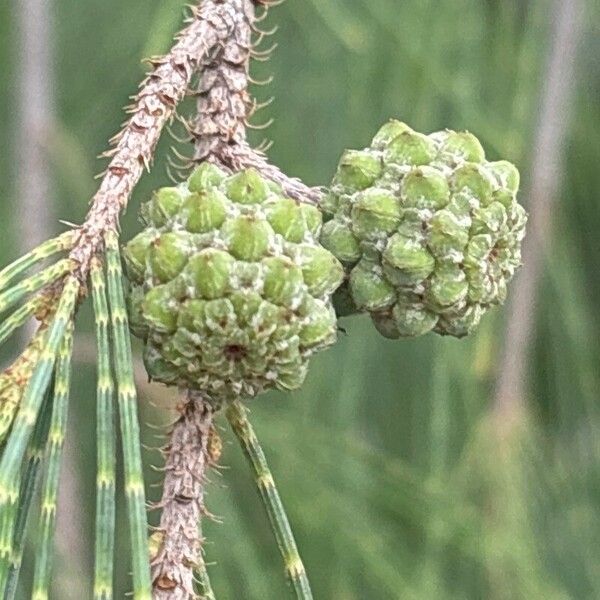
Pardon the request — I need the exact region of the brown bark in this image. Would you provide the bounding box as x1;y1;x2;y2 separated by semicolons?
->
66;0;319;292
150;391;218;599
69;0;247;282
190;0;322;204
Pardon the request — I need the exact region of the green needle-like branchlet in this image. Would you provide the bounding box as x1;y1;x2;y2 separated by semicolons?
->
226;400;314;600
0;259;74;316
32;324;73;600
5;385;54;600
0;232;75;294
0;275;79;596
104;231;152;600
0;296;39;347
91;258;116;600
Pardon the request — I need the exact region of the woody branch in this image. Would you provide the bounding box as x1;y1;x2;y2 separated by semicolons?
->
67;0;316;290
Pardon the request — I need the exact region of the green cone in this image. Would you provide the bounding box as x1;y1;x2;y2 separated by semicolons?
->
321;120;527;339
123;164;344;403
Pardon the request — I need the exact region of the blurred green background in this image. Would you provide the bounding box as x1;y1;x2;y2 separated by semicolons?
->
1;0;600;598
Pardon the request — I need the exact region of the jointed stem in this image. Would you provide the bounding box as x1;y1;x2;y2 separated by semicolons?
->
0;259;74;316
0;276;79;596
4;386;54;600
0;296;40;347
104;231;152;600
0;232;74;294
226;401;313;600
32;323;74;600
91;258;117;600
0;323;49;445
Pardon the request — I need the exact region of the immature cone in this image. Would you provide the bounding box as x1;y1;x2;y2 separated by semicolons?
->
123;165;344;403
320;120;527;338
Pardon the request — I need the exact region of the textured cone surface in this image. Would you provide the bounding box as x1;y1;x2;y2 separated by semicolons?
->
124;165;344;402
321;120;527;338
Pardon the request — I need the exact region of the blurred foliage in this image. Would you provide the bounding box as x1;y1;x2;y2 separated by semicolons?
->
0;0;599;598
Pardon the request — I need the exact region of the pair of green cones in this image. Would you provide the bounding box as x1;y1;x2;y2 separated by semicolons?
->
123;119;527;406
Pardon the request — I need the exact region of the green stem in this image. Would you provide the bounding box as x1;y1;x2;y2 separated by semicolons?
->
0;232;75;294
0;276;79;596
91;258;116;600
0;297;39;347
4;384;54;600
226;400;313;600
104;231;152;600
0;259;73;316
32;324;73;600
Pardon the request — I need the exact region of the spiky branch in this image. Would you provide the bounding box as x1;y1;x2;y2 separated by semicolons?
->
69;0;317;288
150;391;217;599
69;1;238;281
190;0;322;204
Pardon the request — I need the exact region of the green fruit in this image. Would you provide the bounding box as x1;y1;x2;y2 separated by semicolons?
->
298;297;337;348
401;167;450;210
148;232;191;283
186;249;234;300
488;160;520;193
142;187;185;227
123;167;344;403
226;168;270;204
123;229;158;282
265;198;321;243
435;130;486;164
183;189;228;233
383;234;435;286
384;131;436;166
322;119;527;338
349;261;395;311
335;150;383;190
222;216;272;261
320;219;361;264
142;285;178;333
350;188;401;240
262;256;304;307
292;245;346;298
187;162;227;192
451;163;495;206
371;120;413;150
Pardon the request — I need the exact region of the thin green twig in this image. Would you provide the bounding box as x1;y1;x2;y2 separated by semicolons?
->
0;324;49;445
104;231;152;600
0;296;39;348
0;259;73;316
226;400;313;600
0;232;75;294
0;276;79;596
91;257;116;600
31;323;73;600
4;384;54;600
